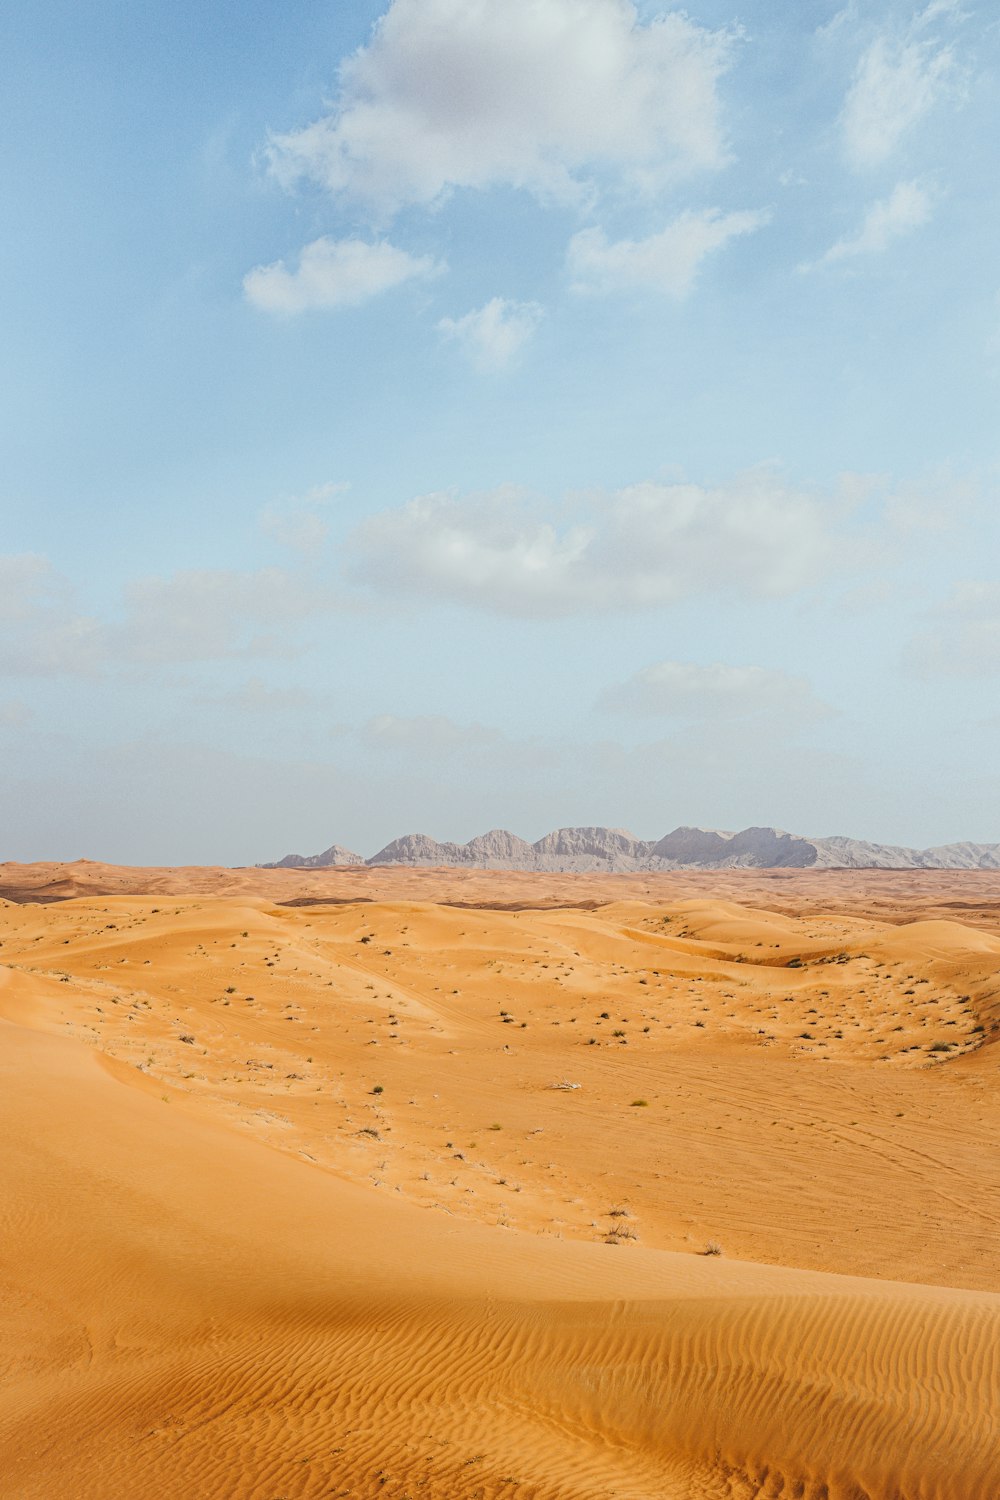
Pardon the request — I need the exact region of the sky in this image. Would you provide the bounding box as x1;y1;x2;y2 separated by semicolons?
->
2;0;1000;864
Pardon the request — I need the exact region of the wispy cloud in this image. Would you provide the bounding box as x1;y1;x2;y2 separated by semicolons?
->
812;179;933;266
0;555;346;676
243;236;442;313
116;568;341;665
0;553;71;624
599;660;831;721
0;554;104;677
840;5;961;169
567;208;769;297
265;0;736;216
259;481;349;552
905;581;1000;678
438;297;543;372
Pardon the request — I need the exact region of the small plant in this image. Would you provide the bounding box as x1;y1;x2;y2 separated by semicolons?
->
371;1083;384;1094
605;1223;638;1243
702;1240;723;1256
489;1122;502;1130
630;1098;649;1107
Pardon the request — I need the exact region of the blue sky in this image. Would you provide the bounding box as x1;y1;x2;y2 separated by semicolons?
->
2;0;999;862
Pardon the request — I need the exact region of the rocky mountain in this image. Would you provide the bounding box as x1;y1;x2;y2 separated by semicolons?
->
271;843;366;870
265;825;1000;872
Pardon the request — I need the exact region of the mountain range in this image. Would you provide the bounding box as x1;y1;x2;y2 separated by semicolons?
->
265;825;1000;872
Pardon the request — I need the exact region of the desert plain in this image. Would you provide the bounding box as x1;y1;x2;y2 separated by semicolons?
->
1;860;999;1499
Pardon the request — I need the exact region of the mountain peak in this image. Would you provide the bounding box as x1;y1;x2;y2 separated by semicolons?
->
263;826;1000;872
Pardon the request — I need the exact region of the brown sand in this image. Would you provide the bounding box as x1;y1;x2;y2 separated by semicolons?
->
1;863;998;1498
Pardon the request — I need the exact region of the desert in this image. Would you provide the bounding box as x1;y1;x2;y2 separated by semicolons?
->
1;861;998;1499
8;0;1000;1495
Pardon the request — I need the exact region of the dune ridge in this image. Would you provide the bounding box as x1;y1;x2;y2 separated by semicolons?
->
1;870;999;1497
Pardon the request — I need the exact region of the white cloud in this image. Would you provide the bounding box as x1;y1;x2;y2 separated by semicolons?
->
243;236;441;313
266;0;736;216
599;660;830;720
816;180;932;264
348;470;866;617
905;582;1000;678
438;297;543;372
840;9;959;169
567;208;769;297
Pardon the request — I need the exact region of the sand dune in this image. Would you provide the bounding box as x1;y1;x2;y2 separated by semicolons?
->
1;870;999;1497
5;858;1000;931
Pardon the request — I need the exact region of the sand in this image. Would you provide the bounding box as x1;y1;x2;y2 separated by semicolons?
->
1;864;998;1498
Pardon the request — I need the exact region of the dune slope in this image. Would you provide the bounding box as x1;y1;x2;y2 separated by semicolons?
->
1;880;999;1498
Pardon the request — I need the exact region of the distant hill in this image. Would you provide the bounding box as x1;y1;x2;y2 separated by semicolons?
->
266;825;1000;872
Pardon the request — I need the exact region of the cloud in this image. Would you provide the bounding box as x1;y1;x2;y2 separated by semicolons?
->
243;236;441;313
0;554;104;676
437;297;543;372
815;180;932;265
0;550;351;679
0;553;70;624
567;208;769;297
599;660;831;721
259;481;349;551
905;582;1000;678
348;470;867;617
266;0;736;216
840;8;959;169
